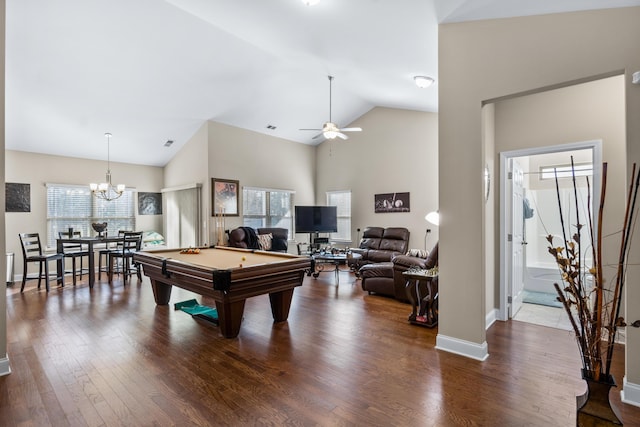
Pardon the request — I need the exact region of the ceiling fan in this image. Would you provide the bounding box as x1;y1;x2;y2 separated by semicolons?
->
300;75;362;140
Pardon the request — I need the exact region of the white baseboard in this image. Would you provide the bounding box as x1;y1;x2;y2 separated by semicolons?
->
0;354;11;377
621;376;640;408
435;334;489;361
486;308;498;330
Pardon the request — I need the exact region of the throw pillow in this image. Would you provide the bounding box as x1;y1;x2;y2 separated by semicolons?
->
257;233;273;251
406;248;428;258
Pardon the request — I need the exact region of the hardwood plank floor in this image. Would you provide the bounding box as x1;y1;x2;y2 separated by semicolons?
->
3;268;640;426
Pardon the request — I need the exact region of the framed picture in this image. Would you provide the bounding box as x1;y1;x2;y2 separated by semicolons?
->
5;183;31;212
138;192;162;215
212;178;239;216
374;192;410;213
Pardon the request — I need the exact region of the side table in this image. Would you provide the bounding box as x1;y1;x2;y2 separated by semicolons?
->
403;267;439;328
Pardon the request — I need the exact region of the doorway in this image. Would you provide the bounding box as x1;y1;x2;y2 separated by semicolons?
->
499;141;602;326
501;145;600;329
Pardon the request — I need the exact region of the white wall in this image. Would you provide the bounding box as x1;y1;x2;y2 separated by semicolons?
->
315;107;439;252
1;0;7;376
5;150;164;277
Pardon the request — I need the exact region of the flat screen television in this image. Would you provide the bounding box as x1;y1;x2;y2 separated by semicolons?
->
295;205;338;233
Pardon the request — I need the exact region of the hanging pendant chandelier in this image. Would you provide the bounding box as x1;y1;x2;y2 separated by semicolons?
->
90;132;125;201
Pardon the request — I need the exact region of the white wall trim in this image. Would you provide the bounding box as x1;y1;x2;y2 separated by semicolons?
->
435;334;489;361
0;354;11;377
621;376;640;408
486;308;498;330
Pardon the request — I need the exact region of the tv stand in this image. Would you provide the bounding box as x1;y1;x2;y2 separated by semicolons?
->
309;232;329;253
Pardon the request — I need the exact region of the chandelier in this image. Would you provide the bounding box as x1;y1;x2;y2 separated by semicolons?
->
90;132;125;201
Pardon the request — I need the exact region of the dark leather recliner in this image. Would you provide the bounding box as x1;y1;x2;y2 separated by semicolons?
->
392;242;438;302
360;242;438;303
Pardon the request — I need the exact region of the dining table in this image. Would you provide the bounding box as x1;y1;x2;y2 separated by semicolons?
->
56;235;122;289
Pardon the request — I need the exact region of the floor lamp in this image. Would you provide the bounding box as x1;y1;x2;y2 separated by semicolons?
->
424;211;439;251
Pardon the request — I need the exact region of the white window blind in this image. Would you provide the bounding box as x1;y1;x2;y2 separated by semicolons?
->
327;190;351;242
46;184;135;248
243;187;294;237
540;163;593;180
162;184;202;248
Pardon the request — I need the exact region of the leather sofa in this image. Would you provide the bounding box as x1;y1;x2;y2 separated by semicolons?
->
354;226;409;301
350;226;410;268
228;227;289;252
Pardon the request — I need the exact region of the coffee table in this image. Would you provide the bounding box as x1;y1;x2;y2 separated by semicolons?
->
311;252;362;285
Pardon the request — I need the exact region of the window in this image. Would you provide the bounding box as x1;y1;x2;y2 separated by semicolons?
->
242;187;294;237
540;163;593;180
327;190;351;242
46;184;135;248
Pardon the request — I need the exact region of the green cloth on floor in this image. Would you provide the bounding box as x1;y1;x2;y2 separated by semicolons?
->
174;299;219;324
522;290;563;308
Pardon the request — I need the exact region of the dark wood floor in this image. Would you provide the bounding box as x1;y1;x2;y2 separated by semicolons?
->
2;268;640;426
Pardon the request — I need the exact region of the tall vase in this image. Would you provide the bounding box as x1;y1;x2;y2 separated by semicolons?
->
576;369;622;426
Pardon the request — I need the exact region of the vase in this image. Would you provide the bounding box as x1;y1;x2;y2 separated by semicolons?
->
576;369;622;426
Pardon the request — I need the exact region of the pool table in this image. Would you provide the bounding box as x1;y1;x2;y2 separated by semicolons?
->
133;246;311;338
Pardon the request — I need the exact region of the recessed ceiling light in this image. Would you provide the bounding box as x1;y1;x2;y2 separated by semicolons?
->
302;0;320;5
414;75;435;89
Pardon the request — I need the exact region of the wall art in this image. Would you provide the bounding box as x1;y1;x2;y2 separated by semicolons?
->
212;178;239;216
374;192;410;213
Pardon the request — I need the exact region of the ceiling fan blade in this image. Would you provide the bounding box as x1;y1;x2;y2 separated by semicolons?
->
311;133;324;139
340;127;362;132
336;132;348;140
299;128;322;131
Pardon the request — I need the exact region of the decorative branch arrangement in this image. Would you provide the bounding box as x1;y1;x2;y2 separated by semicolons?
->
546;160;639;382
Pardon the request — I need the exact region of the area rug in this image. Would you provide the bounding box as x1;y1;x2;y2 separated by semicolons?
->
522;290;563;308
174;299;219;325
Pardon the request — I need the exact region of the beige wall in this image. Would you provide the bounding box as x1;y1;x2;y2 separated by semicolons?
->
439;6;640;390
165;120;317;248
315;107;439;251
163;122;210;244
5;150;164;278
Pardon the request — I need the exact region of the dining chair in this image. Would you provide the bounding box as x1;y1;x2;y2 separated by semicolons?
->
19;232;64;292
108;231;143;284
98;229;128;280
58;231;90;286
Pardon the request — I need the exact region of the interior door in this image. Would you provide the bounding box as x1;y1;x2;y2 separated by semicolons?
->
510;158;525;318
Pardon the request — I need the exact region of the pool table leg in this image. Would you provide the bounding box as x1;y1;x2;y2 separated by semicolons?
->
150;279;173;305
269;289;294;322
215;300;246;338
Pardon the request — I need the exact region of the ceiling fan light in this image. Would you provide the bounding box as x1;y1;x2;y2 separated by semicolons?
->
324;130;339;139
414;75;435;89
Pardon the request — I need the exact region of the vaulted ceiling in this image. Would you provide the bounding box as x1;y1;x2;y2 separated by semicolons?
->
7;0;640;166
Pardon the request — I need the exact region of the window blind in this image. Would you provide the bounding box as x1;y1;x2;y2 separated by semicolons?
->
243;188;294;237
327;190;351;242
46;183;135;248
